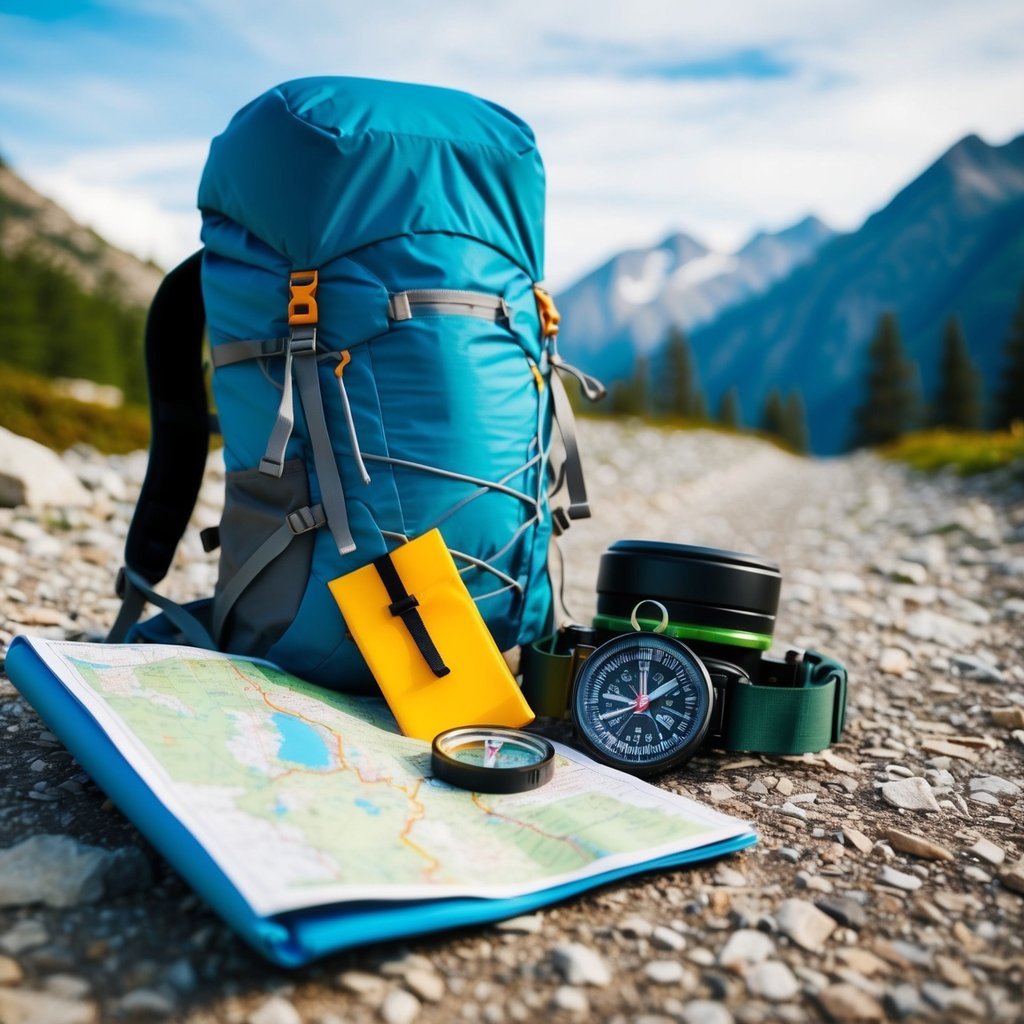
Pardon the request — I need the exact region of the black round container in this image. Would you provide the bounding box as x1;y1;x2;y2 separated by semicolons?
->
594;540;782;677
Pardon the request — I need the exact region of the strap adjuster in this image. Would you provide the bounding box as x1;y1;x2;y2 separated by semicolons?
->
551;506;571;536
388;593;420;616
289;325;317;355
286;504;325;535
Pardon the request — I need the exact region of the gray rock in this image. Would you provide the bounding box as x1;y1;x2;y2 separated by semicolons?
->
0;918;50;954
746;960;799;1001
969;775;1022;798
381;989;421;1024
551;986;588;1013
877;866;922;891
904;610;978;647
776;899;837;952
0;988;96;1024
117;988;176;1019
998;555;1024;577
825;571;865;593
551;942;611;987
0;835;150;908
888;940;933;968
164;959;197;994
814;896;867;930
0;427;92;509
951;654;1004;682
718;929;775;968
645;960;686;984
880;777;940;812
968;837;1005;866
247;995;302;1024
42;974;91;999
651;925;685;951
886;984;927;1019
921;981;985;1016
679;1001;735;1024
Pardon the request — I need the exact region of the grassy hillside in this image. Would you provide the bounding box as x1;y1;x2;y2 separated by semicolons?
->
882;427;1024;475
0;362;149;453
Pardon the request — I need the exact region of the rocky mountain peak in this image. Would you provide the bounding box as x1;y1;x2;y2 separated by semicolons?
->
0;159;162;309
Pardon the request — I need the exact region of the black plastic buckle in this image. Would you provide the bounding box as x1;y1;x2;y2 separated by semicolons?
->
551;506;571;536
115;566;126;599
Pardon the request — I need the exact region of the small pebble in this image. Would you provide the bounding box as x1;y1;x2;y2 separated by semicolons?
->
381;989;421;1024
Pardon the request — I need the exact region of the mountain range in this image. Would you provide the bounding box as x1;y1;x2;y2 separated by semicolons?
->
3;130;1022;455
0;158;162;308
556;132;1024;453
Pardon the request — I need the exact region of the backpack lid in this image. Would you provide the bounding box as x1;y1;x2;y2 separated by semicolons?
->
199;77;545;279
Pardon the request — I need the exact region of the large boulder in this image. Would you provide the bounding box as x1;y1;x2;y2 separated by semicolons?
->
0;426;91;508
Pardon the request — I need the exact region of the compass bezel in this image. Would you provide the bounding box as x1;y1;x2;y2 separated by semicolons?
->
569;632;714;777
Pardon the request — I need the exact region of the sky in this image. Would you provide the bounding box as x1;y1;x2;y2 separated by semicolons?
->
1;1;1022;290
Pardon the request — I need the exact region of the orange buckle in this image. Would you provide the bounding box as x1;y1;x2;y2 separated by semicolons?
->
533;286;561;339
289;270;319;325
335;350;352;378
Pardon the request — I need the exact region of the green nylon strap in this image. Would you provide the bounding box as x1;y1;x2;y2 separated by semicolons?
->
721;650;847;754
593;613;773;651
520;637;575;719
520;638;847;755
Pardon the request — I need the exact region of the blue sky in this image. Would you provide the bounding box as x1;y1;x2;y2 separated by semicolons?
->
1;1;1022;288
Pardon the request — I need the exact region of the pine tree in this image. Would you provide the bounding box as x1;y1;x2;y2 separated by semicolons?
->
760;388;785;438
932;316;982;430
716;387;741;429
781;391;810;453
994;288;1024;429
610;355;650;416
852;311;919;447
656;327;706;419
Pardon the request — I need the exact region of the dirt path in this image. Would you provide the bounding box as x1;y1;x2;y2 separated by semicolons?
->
1;421;1022;1023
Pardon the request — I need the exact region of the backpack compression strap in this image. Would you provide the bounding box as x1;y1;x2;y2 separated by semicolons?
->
108;250;213;644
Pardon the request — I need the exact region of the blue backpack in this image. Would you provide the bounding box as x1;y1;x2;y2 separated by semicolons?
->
108;77;601;692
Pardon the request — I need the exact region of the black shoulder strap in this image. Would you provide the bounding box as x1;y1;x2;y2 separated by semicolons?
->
123;249;209;586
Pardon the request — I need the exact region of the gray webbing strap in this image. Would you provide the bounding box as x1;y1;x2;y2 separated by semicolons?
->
106;572;148;643
551;353;607;402
549;365;592;523
212;504;325;645
211;338;287;368
259;329;306;477
109;567;217;650
292;345;356;555
388;290;509;322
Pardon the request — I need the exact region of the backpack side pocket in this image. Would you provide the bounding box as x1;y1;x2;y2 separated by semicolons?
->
215;458;319;656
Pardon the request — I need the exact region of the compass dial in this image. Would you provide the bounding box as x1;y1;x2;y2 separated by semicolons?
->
570;632;713;776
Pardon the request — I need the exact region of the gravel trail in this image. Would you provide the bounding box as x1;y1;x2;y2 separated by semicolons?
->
1;419;1022;1024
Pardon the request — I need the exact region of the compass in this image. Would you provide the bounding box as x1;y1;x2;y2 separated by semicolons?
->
569;603;714;776
431;726;555;793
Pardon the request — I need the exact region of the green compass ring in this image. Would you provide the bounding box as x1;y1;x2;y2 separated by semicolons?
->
592;614;773;652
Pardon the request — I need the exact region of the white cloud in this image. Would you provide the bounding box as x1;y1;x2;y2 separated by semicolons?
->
5;0;1023;288
28;141;208;269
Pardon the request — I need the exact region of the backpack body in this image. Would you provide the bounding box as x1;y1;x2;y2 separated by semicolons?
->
115;78;588;694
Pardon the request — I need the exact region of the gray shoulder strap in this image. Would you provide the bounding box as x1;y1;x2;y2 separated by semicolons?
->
212;504;325;644
548;365;593;526
107;567;217;649
211;338;287;368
